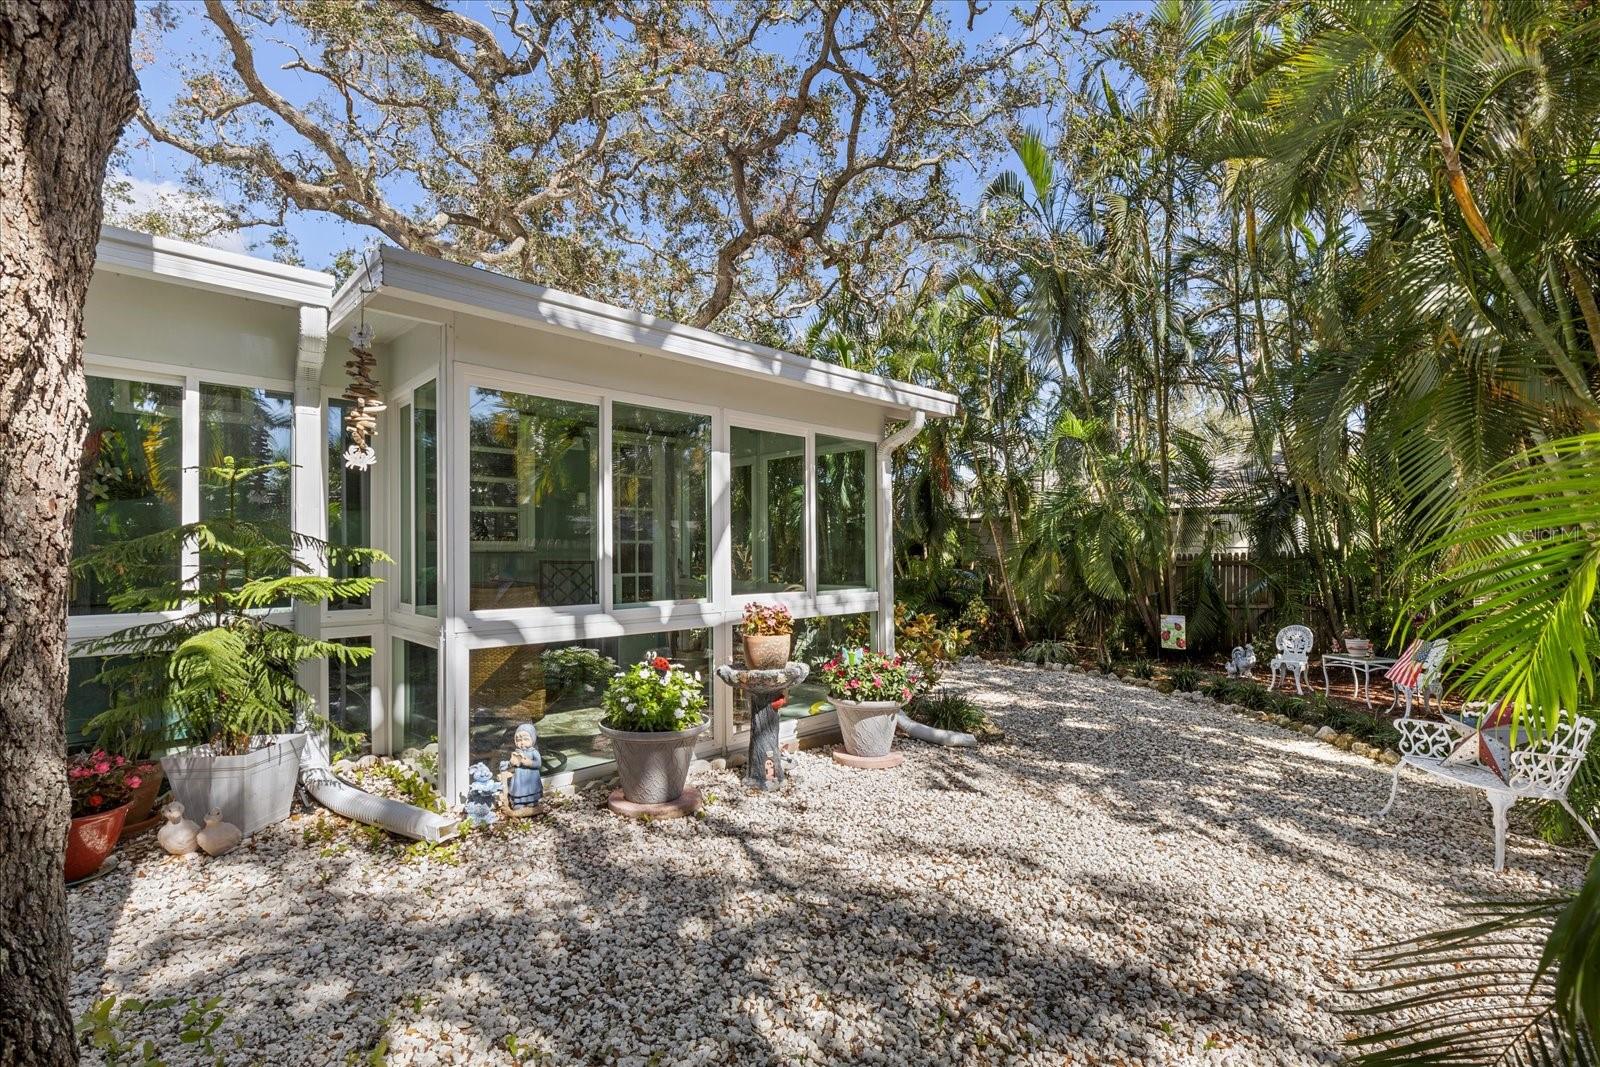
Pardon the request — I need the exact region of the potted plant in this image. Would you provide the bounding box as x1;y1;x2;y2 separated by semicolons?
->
820;648;914;759
1342;628;1372;656
65;750;154;881
74;457;385;836
742;602;793;669
598;654;709;805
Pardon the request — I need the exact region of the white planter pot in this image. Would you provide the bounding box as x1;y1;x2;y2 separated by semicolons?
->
161;733;307;837
600;721;709;805
832;698;902;758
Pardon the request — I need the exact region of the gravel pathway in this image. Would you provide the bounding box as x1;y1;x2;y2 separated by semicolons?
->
69;663;1588;1066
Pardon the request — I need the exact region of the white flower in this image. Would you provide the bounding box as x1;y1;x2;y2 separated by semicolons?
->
674;708;685;720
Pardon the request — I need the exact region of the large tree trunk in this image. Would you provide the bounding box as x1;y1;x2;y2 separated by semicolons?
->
1;4;137;1064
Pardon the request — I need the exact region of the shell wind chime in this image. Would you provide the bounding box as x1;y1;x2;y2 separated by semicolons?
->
342;321;385;470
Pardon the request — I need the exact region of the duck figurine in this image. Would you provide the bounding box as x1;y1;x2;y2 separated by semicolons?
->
157;801;200;856
196;809;242;856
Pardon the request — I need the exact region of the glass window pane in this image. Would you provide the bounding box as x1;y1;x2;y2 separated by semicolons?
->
414;382;439;616
399;402;414;605
468;387;599;610
66;657;113;750
731;427;805;594
612;403;710;605
328;637;373;754
394;639;438;756
200;382;292;525
327;401;372;610
815;435;876;590
469;629;710;775
72;376;183;614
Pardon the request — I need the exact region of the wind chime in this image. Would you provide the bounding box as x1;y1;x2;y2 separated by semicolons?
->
341;315;385;470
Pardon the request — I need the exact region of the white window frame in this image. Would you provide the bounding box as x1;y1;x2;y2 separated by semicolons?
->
322;387;385;630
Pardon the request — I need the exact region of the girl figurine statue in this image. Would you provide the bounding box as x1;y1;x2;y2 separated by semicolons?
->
498;722;544;817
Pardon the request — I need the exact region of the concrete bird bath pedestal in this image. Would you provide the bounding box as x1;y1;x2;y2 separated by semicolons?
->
715;662;809;792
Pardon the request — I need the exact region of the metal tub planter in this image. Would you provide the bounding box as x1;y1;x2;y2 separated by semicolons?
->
600;721;709;805
161;733;307;837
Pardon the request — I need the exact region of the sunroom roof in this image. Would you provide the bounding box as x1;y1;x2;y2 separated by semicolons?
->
330;244;957;418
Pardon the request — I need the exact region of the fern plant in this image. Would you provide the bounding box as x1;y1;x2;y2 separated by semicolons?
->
72;457;387;756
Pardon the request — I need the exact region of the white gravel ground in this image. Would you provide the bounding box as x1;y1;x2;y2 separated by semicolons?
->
69;663;1588;1066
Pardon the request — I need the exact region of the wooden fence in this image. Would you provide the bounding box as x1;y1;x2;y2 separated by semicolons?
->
1174;551;1276;646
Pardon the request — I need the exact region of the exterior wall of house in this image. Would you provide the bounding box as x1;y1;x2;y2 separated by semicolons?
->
69;233;920;808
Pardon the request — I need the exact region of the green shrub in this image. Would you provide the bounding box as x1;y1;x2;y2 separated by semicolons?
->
1021;639;1071;665
1129;658;1155;679
908;688;986;733
1170;665;1201;692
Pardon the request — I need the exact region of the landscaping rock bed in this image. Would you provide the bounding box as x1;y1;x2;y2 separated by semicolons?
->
69;663;1586;1065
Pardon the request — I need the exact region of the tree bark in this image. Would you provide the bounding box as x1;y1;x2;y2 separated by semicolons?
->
1;3;137;1064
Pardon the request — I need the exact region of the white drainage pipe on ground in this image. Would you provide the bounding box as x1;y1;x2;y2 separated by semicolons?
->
896;712;978;748
300;734;461;844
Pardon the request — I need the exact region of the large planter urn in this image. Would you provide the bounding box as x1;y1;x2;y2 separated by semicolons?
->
832;698;903;759
161;733;307;837
743;633;792;670
599;720;709;805
65;802;133;883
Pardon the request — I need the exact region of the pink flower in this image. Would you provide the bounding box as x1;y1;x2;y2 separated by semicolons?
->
113;755;127;766
872;675;883;687
900;687;911;700
847;678;860;689
94;762;110;775
125;775;142;790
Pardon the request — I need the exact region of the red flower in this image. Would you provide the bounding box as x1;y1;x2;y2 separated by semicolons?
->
652;656;670;671
87;794;104;809
772;697;787;710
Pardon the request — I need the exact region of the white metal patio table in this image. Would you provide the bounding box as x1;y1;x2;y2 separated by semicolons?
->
1321;653;1398;707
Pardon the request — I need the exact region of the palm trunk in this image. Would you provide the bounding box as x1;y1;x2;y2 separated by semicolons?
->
0;3;137;1064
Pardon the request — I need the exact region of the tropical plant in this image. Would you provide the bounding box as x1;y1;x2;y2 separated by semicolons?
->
72;458;385;756
1169;664;1202;692
893;602;972;697
1346;854;1600;1064
908;689;986;734
600;655;707;732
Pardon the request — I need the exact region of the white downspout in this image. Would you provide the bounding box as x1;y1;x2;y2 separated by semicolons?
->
874;411;927;652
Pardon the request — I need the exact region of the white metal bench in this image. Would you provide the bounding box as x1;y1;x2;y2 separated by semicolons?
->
1376;712;1599;871
1269;624;1314;694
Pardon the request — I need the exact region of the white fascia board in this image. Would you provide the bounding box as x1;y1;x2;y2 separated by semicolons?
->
95;225;335;309
350;245;957;418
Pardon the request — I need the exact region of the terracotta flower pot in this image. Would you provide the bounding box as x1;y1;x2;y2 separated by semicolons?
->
832;698;903;758
743;633;792;670
119;765;166;841
65;802;132;883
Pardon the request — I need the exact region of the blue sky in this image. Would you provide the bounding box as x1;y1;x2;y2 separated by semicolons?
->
117;0;1146;272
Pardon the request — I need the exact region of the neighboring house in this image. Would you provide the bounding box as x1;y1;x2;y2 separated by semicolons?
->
68;227;954;799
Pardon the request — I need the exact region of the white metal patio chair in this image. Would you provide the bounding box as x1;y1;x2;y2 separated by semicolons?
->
1268;624;1314;694
1376;709;1600;872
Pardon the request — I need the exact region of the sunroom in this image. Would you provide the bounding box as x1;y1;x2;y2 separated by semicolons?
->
68;227;954;801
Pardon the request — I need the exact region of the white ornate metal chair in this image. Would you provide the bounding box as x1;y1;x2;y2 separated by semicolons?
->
1376;711;1600;872
1268;625;1314;694
1386;638;1450;717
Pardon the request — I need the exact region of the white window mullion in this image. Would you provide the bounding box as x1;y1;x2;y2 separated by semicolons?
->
598;397;614;614
181;375;201;600
804;431;817;597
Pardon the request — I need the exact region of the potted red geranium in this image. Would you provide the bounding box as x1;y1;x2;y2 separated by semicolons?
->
821;648;914;762
66;751;155;881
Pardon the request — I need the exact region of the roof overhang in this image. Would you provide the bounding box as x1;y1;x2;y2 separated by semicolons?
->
95;225;334;309
332;244;957;418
